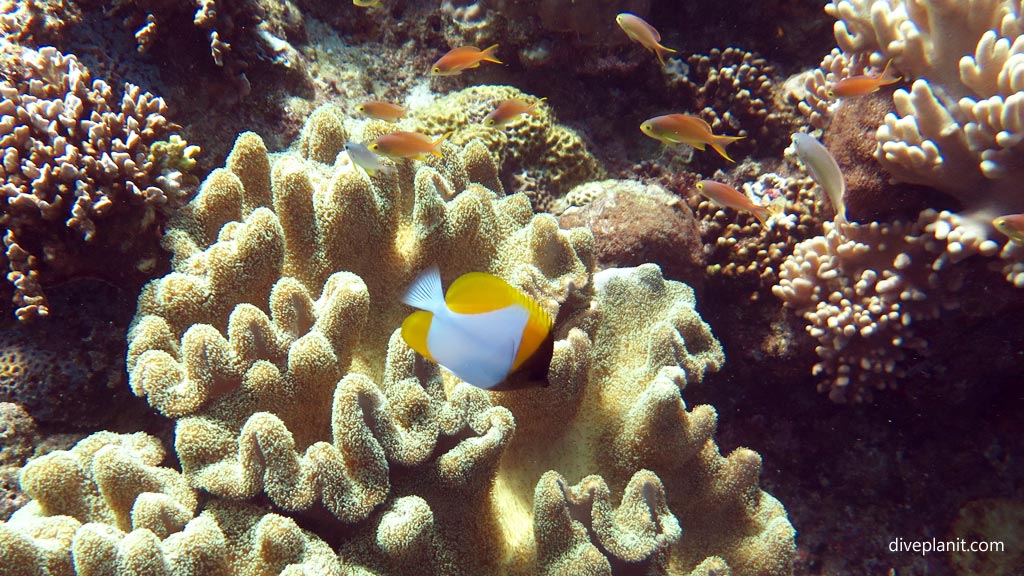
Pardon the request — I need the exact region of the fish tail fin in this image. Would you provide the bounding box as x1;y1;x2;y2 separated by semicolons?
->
654;43;677;65
481;44;503;64
752;205;770;227
711;134;744;162
402;265;445;313
430;131;453;157
878;59;902;85
528;97;548;115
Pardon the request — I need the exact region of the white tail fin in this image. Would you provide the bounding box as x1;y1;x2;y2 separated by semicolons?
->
402;265;445;313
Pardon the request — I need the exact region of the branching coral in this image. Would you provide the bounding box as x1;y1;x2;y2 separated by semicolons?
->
0;0;81;46
408;85;605;213
110;0;306;70
771;210;991;402
779;0;1024;395
0;42;198;321
819;0;1024;216
694;170;823;289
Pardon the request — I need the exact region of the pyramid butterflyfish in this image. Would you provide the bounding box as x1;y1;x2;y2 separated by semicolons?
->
400;266;554;388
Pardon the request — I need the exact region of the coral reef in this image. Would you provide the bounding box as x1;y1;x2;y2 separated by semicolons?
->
407;85;605;212
557;179;706;289
664;47;798;159
106;106;792;573
0;431;340;576
109;0;306;71
0;277;138;427
695;168;821;289
0;403;37;521
820;0;1024;215
439;0;649;65
777;0;1024;395
0;42;198;321
949;498;1024;576
770;211;1004;402
0;0;81;46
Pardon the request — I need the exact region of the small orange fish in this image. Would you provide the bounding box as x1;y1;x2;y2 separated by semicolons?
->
357;101;407;122
695;180;770;225
615;13;677;66
827;60;901;99
993;214;1024;244
640;114;744;162
431;44;502;76
483;97;546;128
368;131;451;160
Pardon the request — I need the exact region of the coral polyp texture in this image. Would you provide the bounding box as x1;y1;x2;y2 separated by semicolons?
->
665;47;797;158
0;42;198;321
0;431;339;576
821;0;1024;215
0;103;802;575
408;85;605;213
771;211;986;402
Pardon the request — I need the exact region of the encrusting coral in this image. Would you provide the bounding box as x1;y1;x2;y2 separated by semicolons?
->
557;179;707;288
0;41;198;321
407;85;605;214
2;103;794;574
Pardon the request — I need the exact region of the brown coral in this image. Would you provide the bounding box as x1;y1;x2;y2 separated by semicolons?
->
665;47;798;161
557;179;706;289
0;43;198;321
408;85;605;213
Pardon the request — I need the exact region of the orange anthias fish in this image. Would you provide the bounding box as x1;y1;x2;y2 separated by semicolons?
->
993;214;1024;244
827;60;902;99
431;44;502;76
615;12;677;65
484;97;547;128
368;131;451;160
401;266;553;388
357;101;407;122
695;180;770;225
640;114;744;162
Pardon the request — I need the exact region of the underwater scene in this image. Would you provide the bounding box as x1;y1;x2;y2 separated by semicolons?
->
0;0;1022;574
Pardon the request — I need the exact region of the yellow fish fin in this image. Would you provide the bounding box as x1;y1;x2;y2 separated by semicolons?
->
709;135;744;163
401;310;436;362
445;272;520;313
430;132;452;158
513;305;553;371
480;44;502;64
